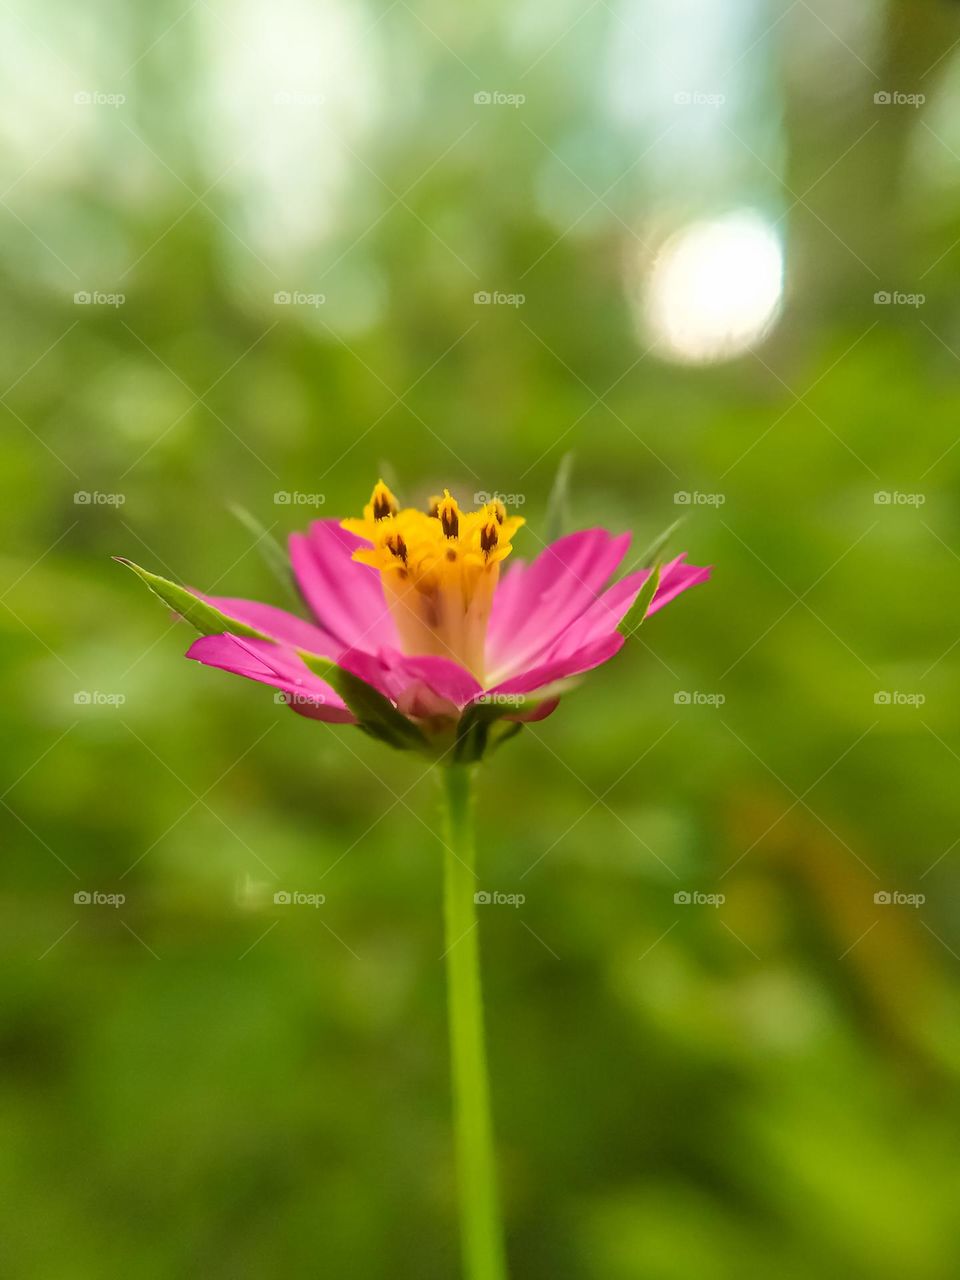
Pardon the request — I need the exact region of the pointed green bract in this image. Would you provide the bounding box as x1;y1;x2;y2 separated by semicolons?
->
298;652;429;751
228;504;300;607
543;451;574;544
634;517;684;571
617;563;661;637
454;695;539;762
116;558;270;640
115;558;428;751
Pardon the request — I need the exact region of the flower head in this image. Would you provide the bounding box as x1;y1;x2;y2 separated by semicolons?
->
119;481;711;759
341;482;523;682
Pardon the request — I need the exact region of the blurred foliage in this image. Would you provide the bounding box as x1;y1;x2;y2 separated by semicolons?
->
3;1;960;1277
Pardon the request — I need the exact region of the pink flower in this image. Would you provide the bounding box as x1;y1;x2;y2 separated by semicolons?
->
120;482;710;757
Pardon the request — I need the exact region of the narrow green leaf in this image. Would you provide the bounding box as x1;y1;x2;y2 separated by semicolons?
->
632;517;684;571
618;563;661;637
543;451;574;543
116;558;428;750
228;504;300;607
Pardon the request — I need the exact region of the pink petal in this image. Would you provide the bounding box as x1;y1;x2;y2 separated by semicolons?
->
505;696;559;723
395;681;460;721
186;634;355;723
395;655;484;708
485;529;631;680
483;632;625;699
545;554;712;661
647;555;713;616
289;520;397;653
339;648;482;713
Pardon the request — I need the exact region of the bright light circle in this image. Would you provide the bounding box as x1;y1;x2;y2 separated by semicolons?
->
645;212;784;363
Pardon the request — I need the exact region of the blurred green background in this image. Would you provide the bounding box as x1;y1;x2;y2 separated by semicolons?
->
4;0;960;1276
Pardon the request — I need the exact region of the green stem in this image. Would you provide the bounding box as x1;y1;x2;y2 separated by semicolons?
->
441;764;508;1280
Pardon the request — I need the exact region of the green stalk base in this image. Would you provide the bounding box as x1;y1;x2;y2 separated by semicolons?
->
441;764;508;1280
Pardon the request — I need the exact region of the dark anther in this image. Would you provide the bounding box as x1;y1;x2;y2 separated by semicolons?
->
373;490;395;521
480;522;498;554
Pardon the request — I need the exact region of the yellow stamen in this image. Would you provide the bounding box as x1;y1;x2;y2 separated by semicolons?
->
364;479;399;523
342;483;525;682
437;489;460;539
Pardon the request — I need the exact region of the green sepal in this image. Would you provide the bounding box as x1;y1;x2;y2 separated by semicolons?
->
617;563;661;637
116;558;268;639
488;720;523;754
453;696;537;763
115;558;428;752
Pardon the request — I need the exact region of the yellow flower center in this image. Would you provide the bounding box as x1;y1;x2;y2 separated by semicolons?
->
342;482;524;682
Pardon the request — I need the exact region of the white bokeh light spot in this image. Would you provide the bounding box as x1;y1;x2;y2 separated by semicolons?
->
644;212;784;363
